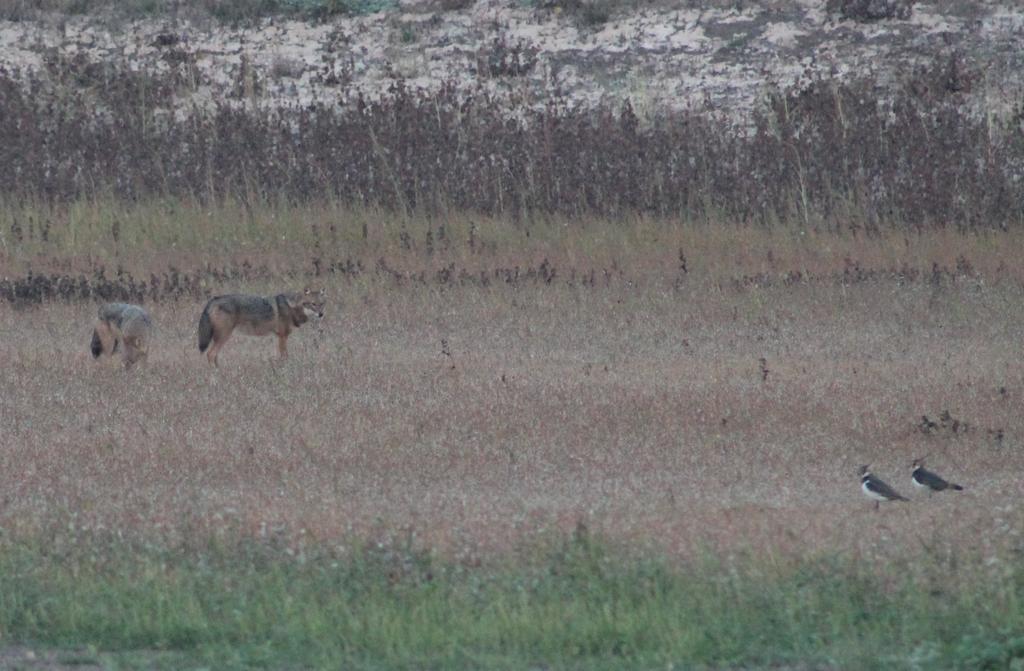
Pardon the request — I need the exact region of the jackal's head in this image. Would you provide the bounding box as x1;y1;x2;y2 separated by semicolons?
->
293;286;326;322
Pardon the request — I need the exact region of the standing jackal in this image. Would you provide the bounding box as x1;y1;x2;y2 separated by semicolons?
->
197;287;326;366
90;303;153;369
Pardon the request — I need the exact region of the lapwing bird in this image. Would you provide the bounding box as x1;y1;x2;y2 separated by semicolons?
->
860;465;909;510
911;459;963;495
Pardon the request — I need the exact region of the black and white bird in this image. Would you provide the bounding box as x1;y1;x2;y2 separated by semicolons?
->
911;459;963;494
860;465;909;509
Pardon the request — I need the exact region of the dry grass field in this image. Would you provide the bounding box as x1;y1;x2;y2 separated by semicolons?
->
3;19;1024;662
4;245;1022;565
2;208;1024;668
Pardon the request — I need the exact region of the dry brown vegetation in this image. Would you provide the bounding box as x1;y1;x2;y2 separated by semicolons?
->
2;11;1023;666
2;54;1020;229
3;224;1022;568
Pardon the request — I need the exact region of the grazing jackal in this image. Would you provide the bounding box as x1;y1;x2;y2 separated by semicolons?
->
197;287;326;366
90;303;153;369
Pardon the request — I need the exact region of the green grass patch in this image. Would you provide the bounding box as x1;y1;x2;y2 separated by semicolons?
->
1;531;1022;669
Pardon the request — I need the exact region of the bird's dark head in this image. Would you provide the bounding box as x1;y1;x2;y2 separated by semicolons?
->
859;465;870;477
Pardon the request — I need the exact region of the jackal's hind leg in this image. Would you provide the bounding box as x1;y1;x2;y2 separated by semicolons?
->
206;331;230;367
122;337;147;369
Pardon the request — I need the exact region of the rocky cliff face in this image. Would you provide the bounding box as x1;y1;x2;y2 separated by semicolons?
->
0;1;1021;117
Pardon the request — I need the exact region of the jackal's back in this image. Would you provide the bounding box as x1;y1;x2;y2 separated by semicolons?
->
98;303;152;339
211;294;277;322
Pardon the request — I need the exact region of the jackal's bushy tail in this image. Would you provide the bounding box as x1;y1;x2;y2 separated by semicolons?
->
198;301;214;353
90;328;103;358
